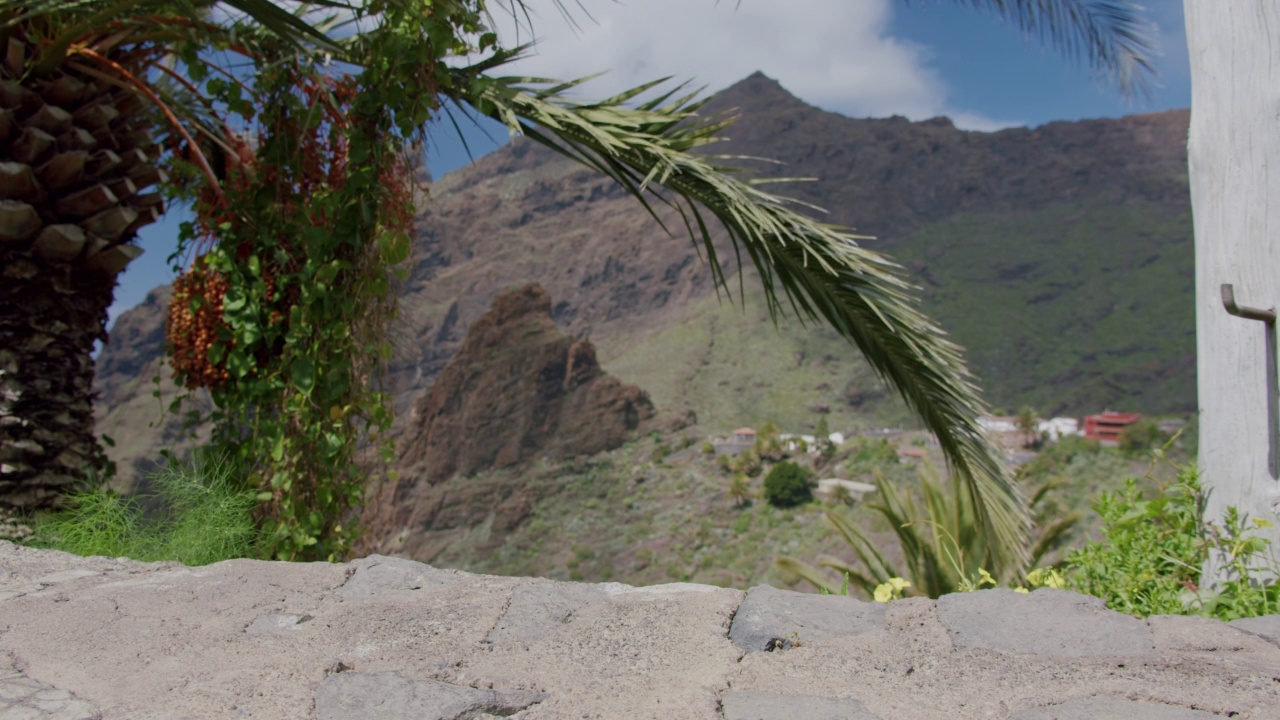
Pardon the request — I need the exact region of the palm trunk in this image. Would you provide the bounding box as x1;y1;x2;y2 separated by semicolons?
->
0;250;116;510
0;38;163;511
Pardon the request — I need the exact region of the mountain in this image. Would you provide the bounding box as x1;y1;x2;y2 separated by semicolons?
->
396;282;659;486
90;72;1193;493
360;282;665;561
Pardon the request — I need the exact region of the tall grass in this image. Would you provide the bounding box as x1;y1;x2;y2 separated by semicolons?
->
22;450;260;566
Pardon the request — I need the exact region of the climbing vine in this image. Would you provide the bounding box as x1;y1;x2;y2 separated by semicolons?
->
162;1;499;560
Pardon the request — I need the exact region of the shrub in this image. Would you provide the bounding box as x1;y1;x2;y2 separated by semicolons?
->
763;462;813;508
1063;470;1205;616
24;450;260;565
733;449;763;477
842;437;899;475
728;472;753;507
701;441;716;455
1117;419;1163;453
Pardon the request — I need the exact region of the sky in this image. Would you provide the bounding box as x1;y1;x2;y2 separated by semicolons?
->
108;0;1191;331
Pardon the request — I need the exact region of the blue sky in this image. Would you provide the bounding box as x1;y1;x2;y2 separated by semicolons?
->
110;0;1190;330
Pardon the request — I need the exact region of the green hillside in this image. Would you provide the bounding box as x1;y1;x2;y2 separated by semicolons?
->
890;200;1194;416
598;291;914;435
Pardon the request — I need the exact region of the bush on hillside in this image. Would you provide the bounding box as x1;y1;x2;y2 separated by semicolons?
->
763;462;813;508
1117;419;1163;453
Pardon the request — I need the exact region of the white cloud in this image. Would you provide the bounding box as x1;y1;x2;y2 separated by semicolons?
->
489;0;1020;131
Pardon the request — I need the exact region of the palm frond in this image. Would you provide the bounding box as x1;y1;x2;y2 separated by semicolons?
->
7;0;344;55
919;0;1157;95
823;505;898;582
1028;510;1082;568
453;74;1031;568
774;555;880;598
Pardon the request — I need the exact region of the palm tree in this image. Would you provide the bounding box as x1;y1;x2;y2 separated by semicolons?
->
0;0;343;510
727;472;753;508
0;0;1155;566
1015;406;1039;448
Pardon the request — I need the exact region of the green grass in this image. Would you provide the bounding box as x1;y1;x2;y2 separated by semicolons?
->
20;450;261;566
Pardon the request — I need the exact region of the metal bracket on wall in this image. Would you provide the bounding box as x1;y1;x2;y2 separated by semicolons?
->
1222;283;1279;479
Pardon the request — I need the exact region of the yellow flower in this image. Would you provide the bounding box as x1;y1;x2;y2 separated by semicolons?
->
874;577;911;603
1014;587;1029;594
1025;567;1066;590
977;568;996;588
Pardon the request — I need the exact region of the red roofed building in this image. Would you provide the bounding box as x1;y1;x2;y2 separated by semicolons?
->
1083;412;1142;443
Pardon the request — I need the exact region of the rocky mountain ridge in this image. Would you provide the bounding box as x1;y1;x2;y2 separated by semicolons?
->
92;72;1194;493
359;282;663;561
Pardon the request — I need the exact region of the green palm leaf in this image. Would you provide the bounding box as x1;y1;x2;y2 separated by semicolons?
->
935;0;1156;94
457;73;1030;566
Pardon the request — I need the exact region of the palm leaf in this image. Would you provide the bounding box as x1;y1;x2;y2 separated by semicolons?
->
911;0;1156;94
452;74;1031;568
775;555;880;598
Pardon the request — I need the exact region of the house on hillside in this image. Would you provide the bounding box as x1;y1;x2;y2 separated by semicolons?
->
979;416;1016;433
1038;417;1081;442
1083;411;1142;443
816;478;877;501
732;427;757;444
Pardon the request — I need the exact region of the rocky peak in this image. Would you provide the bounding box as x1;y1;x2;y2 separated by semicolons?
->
395;282;655;486
715;71;807;111
362;283;658;561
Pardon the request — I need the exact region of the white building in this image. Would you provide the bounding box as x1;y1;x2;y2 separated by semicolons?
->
1037;417;1081;442
816;478;877;499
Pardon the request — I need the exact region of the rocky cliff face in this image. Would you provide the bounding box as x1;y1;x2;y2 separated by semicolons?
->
363;283;657;561
396;282;655;485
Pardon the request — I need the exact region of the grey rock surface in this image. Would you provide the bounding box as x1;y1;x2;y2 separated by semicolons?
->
1231;614;1280;649
729;584;885;652
0;656;98;720
1007;696;1221;719
334;554;466;601
484;581;610;649
720;690;882;720
244;611;313;636
314;671;546;720
2;541;1279;719
935;588;1155;657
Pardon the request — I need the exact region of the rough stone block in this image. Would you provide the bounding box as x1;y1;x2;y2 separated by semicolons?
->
244;611;312;636
485;581;609;649
313;671;545;720
935;589;1154;657
33;569;100;585
0;664;98;720
728;584;885;653
1008;696;1219;719
1229;614;1280;649
1147;613;1267;653
721;690;882;720
334;554;465;601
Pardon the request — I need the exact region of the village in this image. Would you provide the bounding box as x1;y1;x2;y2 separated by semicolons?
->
700;410;1186;504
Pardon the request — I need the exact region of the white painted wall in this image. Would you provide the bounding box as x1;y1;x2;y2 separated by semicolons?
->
1186;0;1280;576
